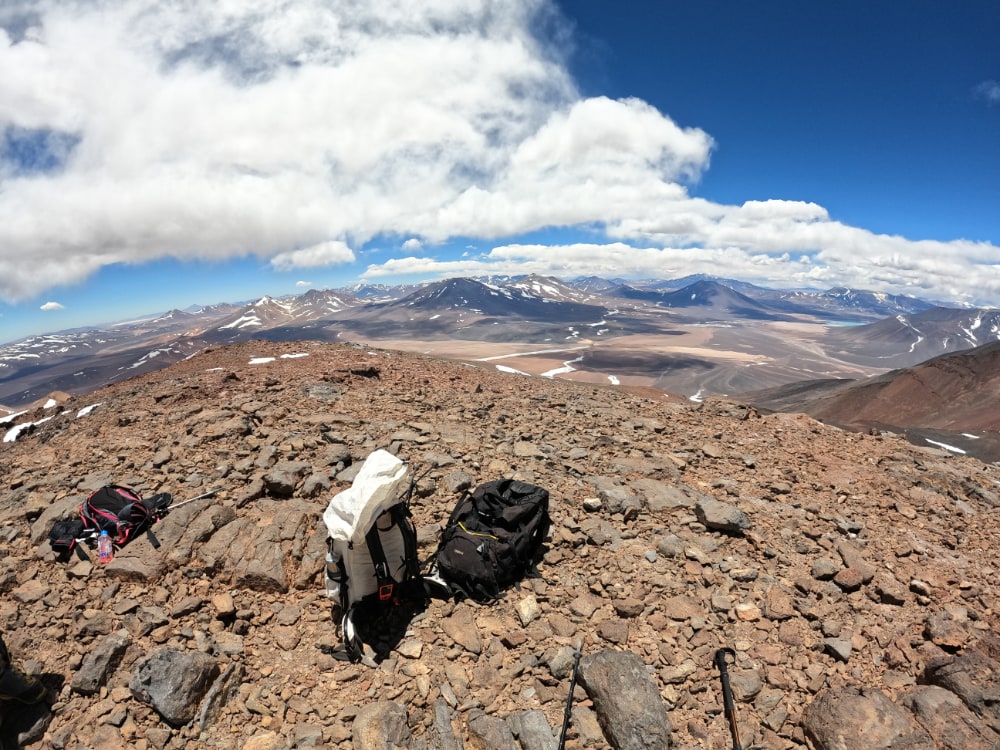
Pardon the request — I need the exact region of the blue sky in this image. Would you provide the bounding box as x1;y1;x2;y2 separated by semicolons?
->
1;0;997;344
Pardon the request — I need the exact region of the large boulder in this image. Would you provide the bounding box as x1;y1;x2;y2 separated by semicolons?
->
924;650;1000;725
129;648;220;727
578;650;672;749
802;687;933;750
901;685;999;749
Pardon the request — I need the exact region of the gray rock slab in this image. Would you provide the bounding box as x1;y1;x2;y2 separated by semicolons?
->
588;476;641;518
507;709;556;750
578;650;672;750
71;630;130;696
105;548;166;582
695;496;750;533
902;685;999;749
467;709;518;750
352;701;411;750
198;662;246;731
429;699;463;750
129;648;220;727
924;650;1000;724
629;479;695;512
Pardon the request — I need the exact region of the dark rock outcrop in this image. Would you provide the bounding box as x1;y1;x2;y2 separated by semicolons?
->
129;648;220;727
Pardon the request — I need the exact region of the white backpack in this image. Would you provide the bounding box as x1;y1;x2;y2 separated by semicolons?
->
322;450;422;659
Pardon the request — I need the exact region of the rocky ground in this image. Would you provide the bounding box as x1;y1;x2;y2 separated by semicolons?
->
1;340;998;749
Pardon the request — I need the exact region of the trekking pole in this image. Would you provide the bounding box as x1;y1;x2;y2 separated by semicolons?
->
557;640;583;750
167;487;221;510
402;462;435;508
714;648;742;750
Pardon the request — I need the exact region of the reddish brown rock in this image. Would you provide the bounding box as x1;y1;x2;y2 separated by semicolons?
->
802;687;933;749
764;585;797;621
833;567;866;592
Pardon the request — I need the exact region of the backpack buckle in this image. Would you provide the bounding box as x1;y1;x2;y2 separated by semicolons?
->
378;582;395;602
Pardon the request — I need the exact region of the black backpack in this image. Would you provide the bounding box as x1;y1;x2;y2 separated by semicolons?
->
49;485;171;559
47;518;87;558
433;479;551;601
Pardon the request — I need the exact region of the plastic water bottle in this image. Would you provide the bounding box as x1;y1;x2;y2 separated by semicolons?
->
97;530;113;564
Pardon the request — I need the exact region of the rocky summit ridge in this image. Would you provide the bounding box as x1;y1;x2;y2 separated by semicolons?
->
1;340;998;749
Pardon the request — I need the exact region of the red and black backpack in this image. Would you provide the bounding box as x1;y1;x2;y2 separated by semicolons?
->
81;485;172;547
48;485;172;559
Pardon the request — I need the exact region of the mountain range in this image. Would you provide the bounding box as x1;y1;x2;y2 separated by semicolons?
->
2;275;998;460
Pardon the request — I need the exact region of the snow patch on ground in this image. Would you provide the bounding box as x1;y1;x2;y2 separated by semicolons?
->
249;353;308;365
542;356;584;378
220;313;263;329
496;365;530;376
5;403;98;443
3;423;31;442
924;438;966;454
77;403;102;418
127;349;174;370
477;346;588;363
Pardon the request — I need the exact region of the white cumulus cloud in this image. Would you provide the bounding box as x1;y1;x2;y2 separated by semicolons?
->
0;0;581;300
0;0;997;309
39;301;64;310
270;241;355;271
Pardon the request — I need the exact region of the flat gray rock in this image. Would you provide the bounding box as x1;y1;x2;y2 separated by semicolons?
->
924;650;1000;725
352;701;411;750
578;650;672;750
695;496;750;533
71;629;130;696
507;709;557;750
902;685;999;749
468;709;518;750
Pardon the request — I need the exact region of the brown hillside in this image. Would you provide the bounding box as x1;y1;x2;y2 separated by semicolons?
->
738;341;1000;463
1;341;998;749
805;341;1000;431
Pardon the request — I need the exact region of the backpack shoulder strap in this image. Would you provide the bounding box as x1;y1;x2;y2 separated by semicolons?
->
389;504;420;580
443;490;474;528
145;527;162;549
364;521;397;604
